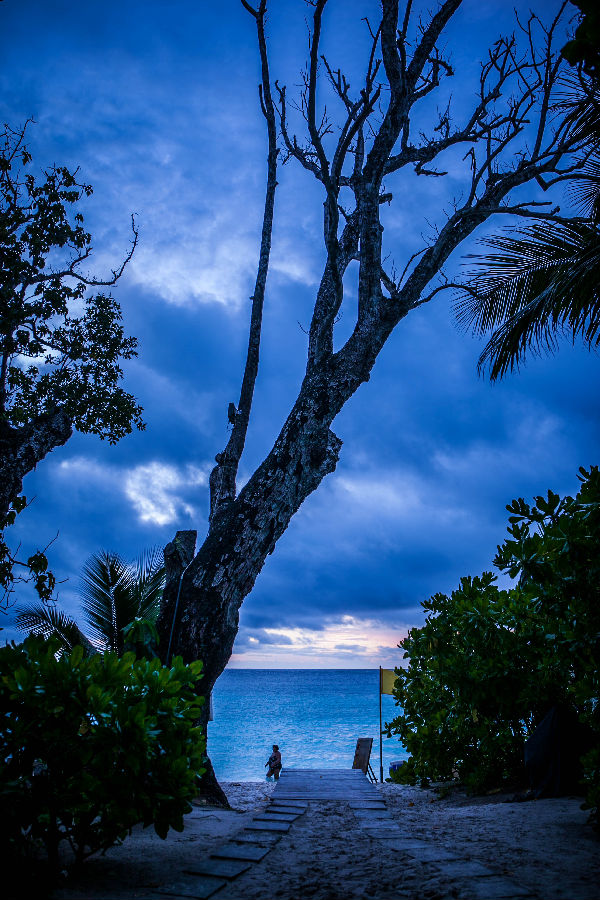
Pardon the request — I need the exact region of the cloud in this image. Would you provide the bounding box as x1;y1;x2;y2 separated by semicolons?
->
269;214;322;288
127;171;327;308
255;631;295;646
431;408;567;489
126;363;218;436
124;462;210;525
56;457;211;527
21;59;271;315
291;463;470;559
234;629;299;649
229;615;410;668
129;221;260;310
333;470;424;519
335;644;367;652
55;457;115;484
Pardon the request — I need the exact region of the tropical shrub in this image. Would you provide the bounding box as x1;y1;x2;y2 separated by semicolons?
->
387;466;599;820
386;573;551;792
0;635;206;882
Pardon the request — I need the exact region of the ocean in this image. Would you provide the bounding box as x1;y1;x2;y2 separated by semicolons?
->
207;669;407;782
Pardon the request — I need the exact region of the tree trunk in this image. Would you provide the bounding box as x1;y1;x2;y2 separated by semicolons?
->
160;528;231;807
157;389;342;801
0;409;72;517
195;696;230;808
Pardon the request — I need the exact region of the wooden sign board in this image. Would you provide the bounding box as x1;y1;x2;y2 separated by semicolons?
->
352;737;374;774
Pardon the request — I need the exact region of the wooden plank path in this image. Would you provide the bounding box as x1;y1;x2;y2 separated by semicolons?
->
144;770;536;900
272;767;380;801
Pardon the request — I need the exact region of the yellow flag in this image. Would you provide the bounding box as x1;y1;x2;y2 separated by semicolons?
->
380;668;397;695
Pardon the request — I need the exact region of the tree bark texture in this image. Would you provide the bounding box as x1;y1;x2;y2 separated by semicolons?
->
158;0;581;803
0;410;72;517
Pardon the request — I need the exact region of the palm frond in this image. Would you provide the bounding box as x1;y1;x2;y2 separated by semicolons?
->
79;551;137;653
131;546;165;623
15;548;165;658
566;154;600;223
455;74;600;381
456;223;590;332
556;76;600;149
455;223;600;379
15;602;92;655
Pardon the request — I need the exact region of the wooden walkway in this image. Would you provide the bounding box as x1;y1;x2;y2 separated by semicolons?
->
272;768;379;801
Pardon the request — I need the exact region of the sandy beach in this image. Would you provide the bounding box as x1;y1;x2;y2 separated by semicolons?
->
44;780;598;900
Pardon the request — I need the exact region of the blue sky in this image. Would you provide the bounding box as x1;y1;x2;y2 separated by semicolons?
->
1;0;598;667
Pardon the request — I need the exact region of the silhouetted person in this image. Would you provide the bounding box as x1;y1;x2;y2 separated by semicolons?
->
265;744;282;780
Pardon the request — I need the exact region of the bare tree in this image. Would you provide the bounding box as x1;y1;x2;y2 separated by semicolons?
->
156;0;584;804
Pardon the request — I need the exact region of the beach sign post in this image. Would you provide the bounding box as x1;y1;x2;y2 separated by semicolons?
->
379;667;397;783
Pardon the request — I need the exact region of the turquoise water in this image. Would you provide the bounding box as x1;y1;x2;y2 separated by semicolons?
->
207;669;407;782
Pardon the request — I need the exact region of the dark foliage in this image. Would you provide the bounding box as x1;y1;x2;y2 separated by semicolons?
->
0;636;206;886
0;122;142;438
387;466;600;825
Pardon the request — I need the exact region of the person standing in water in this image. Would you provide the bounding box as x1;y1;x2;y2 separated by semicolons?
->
265;744;282;780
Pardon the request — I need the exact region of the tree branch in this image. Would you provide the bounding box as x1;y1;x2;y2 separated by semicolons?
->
209;0;279;521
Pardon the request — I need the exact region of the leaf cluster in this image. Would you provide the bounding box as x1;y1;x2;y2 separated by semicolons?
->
0;122;143;441
561;1;600;78
0;635;206;886
0;497;55;610
386;466;600;822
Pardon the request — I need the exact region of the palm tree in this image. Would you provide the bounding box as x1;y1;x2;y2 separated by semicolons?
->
16;548;165;656
455;79;600;379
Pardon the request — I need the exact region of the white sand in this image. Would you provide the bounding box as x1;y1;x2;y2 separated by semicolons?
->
380;783;599;900
46;781;598;900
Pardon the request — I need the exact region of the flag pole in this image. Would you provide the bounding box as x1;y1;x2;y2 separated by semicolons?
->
379;666;384;784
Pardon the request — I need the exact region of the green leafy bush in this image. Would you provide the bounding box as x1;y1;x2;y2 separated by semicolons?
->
387;466;600;821
0;635;206;881
386;573;549;793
